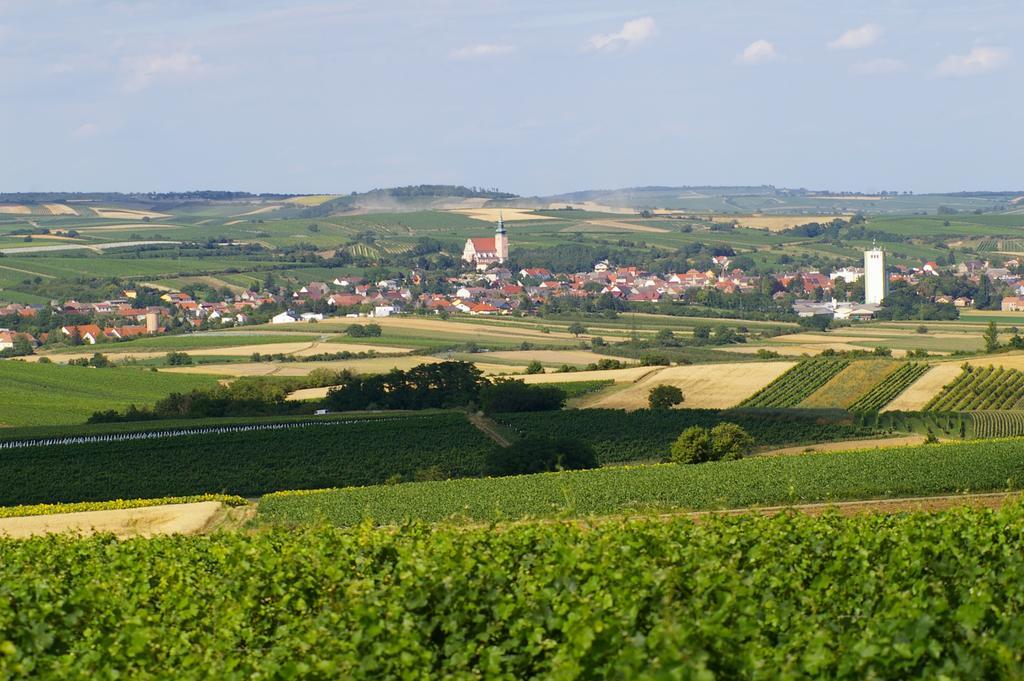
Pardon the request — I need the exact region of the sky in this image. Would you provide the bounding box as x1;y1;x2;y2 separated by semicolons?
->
0;0;1021;195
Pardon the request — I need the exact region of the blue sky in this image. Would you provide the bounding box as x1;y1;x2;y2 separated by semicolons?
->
1;1;1020;195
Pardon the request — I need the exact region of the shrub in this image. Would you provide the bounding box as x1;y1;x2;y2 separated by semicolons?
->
649;385;684;410
709;423;754;461
525;360;544;375
670;426;713;464
671;423;753;464
484;437;598;476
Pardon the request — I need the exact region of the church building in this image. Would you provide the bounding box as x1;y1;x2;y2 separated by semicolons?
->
462;213;509;270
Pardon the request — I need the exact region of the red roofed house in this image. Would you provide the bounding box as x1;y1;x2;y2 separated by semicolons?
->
61;324;102;344
462;214;509;271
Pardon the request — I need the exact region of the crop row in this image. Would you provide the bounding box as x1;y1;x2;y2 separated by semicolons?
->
971;411;1024;439
739;359;850;408
258;437;1024;527
0;413;493;506
925;365;1024;412
8;506;1024;677
495;408;873;464
848;362;930;412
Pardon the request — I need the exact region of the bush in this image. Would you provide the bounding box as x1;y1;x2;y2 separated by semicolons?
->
166;351;193;366
649;385;683;410
480;379;565;414
709;423;754;461
484;437;598;476
344;323;382;338
525;360;544;375
670;426;713;464
671;423;753;464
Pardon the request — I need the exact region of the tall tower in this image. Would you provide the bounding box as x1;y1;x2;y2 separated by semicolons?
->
864;246;888;304
495;211;508;262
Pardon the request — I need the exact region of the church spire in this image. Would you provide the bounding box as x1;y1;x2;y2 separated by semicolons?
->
496;210;506;234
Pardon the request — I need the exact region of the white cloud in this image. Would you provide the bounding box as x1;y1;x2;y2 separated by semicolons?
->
587;16;655;51
850;57;907;76
449;44;516;60
828;24;882;50
71;122;100;139
121;52;206;92
934;46;1010;77
736;40;777;65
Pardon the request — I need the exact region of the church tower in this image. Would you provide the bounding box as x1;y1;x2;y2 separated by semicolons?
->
495;211;508;262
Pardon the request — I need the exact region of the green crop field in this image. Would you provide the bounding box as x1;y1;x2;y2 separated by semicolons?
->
0;361;220;427
494;408;873;464
258;437;1024;527
924;365;1024;411
45;333;318;354
739;359;850;408
5;506;1024;676
0;412;493;505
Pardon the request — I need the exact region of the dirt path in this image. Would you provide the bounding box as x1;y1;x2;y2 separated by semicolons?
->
0;501;224;539
467;413;512;446
755;435;929;457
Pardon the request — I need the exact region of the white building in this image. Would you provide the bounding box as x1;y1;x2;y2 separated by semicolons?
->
829;267;863;284
462;213;509;270
271;311;299;324
864;247;888;305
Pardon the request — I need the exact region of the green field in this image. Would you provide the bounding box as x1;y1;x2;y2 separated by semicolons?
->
258;437;1024;526
0;412;493;505
4;505;1024;677
0;361;220;427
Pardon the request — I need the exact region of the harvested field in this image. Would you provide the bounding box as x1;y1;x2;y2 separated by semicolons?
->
75;223;179;231
0;205;31;214
965;353;1024;370
316;316;616;343
90;207;170;219
284;195;339;206
164;355;442;378
882;363;963;412
756;435;929;457
43;203;78;216
545;201;635;214
519;366;658;384
30;341;414;364
234;205;284;217
0;501;223;539
449;208;554;222
582;362;796;410
714;215;849;232
485;349;632;365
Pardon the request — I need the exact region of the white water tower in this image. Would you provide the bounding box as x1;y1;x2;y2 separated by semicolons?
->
864;247;888;304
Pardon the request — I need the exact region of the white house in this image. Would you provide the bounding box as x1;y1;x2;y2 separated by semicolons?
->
372;305;396;317
300;312;324;322
271;311;299;324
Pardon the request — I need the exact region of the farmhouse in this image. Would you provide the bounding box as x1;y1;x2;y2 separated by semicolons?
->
462;213;509;271
271;311;299;324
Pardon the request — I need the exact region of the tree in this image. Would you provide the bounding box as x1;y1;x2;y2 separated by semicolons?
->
480;379;565;413
567;321;587;338
649;385;683;410
984;321;1000;353
670;426;713;464
165;351;193;366
916;325;928;334
709;423;754;461
524;360;544;375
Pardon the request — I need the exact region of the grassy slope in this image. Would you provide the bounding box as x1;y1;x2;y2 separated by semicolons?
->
0;361;220;427
258;438;1024;527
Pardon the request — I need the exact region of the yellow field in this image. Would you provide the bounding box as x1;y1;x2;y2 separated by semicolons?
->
43;203;78;216
485;349;633;365
314;315;624;343
965;353;1024;370
234;205;284;217
519;366;659;385
712;215;849;232
284;195;339;206
572;219;670;234
0;205;31;214
882;363;963;412
449;208;554;222
163;355;442;378
799;360;898;409
90;207;170;219
578;362;796;410
546;201;635;214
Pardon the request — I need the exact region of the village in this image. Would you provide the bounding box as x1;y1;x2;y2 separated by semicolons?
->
2;223;1023;353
